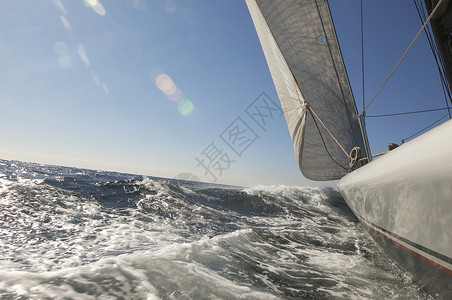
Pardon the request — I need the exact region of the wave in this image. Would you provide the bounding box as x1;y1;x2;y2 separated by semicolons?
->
0;159;428;299
0;224;424;299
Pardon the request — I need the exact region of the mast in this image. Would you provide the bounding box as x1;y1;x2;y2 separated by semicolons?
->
424;0;452;92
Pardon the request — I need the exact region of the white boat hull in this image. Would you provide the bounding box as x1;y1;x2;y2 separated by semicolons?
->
338;119;452;299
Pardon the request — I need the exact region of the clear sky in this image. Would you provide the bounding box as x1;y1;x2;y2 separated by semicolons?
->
0;0;448;187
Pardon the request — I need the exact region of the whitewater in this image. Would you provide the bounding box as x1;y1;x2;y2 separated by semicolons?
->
0;159;428;299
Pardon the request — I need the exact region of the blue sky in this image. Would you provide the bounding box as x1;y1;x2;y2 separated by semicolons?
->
0;0;448;187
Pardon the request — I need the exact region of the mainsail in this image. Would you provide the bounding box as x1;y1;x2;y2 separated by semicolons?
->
246;0;367;180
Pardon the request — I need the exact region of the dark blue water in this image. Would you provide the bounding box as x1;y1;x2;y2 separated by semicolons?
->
0;159;428;299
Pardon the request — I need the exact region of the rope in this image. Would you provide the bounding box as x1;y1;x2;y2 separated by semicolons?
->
371;152;387;158
365;107;450;118
402;112;450;142
307;107;348;170
307;105;349;158
360;0;446;116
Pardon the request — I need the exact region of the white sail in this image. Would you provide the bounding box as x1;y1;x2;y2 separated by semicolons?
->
246;0;308;177
246;0;366;180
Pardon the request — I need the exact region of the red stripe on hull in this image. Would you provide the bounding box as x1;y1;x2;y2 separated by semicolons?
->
358;217;452;276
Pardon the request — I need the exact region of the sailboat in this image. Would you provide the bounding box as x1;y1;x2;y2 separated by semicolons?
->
245;0;452;298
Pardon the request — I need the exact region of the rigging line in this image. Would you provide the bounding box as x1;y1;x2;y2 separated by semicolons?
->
361;0;365;115
307;107;348;171
366;107;450;118
437;56;452;117
307;104;349;158
360;0;446;116
371;152;387;158
358;0;372;163
414;0;452;119
402;112;450;142
316;0;367;163
440;78;452;119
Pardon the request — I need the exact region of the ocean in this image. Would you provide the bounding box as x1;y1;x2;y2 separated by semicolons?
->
0;159;429;299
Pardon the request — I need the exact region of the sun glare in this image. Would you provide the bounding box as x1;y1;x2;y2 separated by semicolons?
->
127;0;146;12
156;74;178;100
102;83;110;95
84;0;106;16
77;43;90;67
55;42;72;69
54;42;69;56
54;0;67;15
155;72;194;116
58;56;72;69
60;15;71;30
178;99;194;116
92;74;101;86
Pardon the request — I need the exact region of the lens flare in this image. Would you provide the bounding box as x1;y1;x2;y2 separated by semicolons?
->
167;87;183;102
156;74;178;100
54;42;69;56
84;0;106;16
92;74;101;86
154;71;194;114
77;43;90;67
150;67;165;81
102;83;110;95
60;16;71;30
126;0;146;11
178;99;194;116
54;0;67;15
84;0;97;6
58;56;72;69
155;74;172;92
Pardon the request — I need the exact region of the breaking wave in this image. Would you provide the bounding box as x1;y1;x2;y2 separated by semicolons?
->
0;159;428;299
